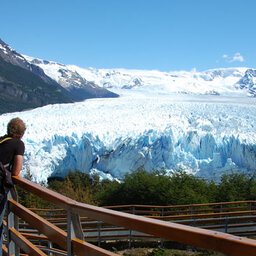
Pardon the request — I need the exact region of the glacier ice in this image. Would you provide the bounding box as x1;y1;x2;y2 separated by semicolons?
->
0;91;256;183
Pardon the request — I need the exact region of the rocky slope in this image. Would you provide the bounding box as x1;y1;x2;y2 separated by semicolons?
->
25;56;119;101
0;39;118;114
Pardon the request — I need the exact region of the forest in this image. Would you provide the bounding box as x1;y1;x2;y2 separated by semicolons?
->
17;168;256;209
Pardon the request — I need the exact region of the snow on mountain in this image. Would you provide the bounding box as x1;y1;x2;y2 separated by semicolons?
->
0;39;118;113
0;40;76;114
22;54;253;97
67;66;251;96
0;39;31;69
235;69;256;97
0;90;256;183
22;55;118;101
2;52;256;183
0;39;63;85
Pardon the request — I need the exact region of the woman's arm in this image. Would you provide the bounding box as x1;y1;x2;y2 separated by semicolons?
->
12;155;23;176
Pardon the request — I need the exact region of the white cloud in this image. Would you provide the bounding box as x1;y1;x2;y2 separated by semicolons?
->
222;52;245;63
231;52;244;62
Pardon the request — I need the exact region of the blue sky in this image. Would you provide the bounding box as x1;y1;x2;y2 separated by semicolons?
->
1;0;255;71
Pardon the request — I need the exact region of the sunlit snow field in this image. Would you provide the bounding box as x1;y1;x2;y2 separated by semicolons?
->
1;89;256;183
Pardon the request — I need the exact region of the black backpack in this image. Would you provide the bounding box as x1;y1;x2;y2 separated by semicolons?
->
0;137;14;203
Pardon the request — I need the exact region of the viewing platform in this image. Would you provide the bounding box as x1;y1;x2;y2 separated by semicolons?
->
3;176;256;256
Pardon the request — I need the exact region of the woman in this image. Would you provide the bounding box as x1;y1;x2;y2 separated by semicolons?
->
0;117;26;254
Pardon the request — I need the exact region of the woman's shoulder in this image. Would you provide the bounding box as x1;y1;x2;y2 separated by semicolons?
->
9;138;25;155
0;135;9;141
11;138;25;146
1;136;24;147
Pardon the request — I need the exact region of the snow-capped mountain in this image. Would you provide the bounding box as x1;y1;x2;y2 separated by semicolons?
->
24;55;256;97
235;69;256;97
23;56;118;101
0;39;74;114
0;39;62;85
1;39;256;183
69;66;256;97
0;38;118;114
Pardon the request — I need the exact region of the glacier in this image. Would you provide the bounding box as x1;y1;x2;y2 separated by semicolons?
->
0;89;256;183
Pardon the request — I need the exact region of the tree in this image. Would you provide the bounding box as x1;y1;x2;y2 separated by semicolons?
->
217;172;254;202
48;170;101;205
167;170;212;205
17;167;52;208
96;168;173;206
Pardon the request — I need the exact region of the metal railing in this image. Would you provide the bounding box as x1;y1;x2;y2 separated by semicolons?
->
25;202;256;245
103;201;256;217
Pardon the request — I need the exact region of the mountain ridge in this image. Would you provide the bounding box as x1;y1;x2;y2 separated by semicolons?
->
0;54;73;114
2;38;256;102
24;54;256;97
24;55;119;101
0;39;119;114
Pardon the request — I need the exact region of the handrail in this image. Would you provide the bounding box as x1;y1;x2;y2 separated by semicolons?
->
103;201;256;217
26;209;256;224
6;177;118;256
9;199;67;249
9;227;47;256
12;176;256;256
17;206;256;245
9;199;118;256
28;201;256;211
31;205;255;217
104;201;256;209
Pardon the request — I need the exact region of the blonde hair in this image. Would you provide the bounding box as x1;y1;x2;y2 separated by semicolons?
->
7;117;26;138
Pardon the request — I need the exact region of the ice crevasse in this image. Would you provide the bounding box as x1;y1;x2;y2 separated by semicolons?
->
0;94;256;183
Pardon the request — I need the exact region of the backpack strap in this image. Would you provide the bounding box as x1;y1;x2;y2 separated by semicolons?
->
3;163;10;168
0;137;12;169
0;137;12;144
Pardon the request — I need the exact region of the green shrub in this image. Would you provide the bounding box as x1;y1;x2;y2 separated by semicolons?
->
16;168;256;208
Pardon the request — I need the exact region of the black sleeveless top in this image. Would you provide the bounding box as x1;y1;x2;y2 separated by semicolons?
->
0;135;25;168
